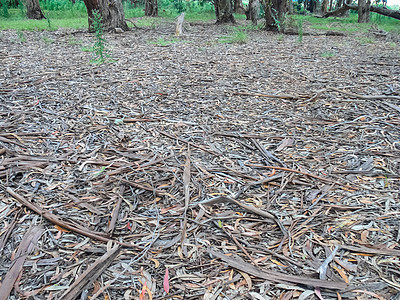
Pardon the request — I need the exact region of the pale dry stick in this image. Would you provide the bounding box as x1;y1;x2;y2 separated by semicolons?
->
327;86;400;100
222;225;259;267
181;148;191;249
158;130;221;156
200;196;288;242
261;165;358;190
228;90;310;100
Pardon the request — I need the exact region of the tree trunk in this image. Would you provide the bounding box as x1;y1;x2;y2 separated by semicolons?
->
321;0;329;14
329;0;333;11
214;0;235;24
324;4;400;20
247;0;260;25
83;0;129;32
233;0;245;13
25;0;45;19
145;0;158;16
263;0;288;32
358;0;370;22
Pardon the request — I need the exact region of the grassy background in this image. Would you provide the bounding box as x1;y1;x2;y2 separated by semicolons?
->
0;0;399;33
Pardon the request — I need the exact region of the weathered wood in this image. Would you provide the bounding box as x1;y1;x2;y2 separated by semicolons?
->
175;13;185;36
0;226;44;300
323;3;400;20
60;245;120;300
209;249;348;290
83;0;129;32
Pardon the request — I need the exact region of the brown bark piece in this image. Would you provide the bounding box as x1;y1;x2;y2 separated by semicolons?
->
60;245;120;300
208;249;348;290
0;226;44;300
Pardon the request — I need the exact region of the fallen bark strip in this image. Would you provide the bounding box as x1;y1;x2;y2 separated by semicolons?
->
208;249;347;290
339;244;400;256
158;130;221;156
200;195;288;240
106;186;124;235
60;245;120;300
324;4;400;20
6;187;142;250
0;209;21;255
228;90;310;100
328;86;400;101
261;165;354;189
0;226;44;300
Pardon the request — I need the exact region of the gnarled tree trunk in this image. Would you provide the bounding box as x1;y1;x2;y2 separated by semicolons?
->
234;0;245;13
263;0;288;32
83;0;129;32
246;0;260;25
214;0;235;24
321;0;329;14
323;4;400;20
26;0;45;19
145;0;158;16
358;0;370;22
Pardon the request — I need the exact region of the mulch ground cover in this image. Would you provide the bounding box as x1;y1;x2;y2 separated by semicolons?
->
0;18;400;299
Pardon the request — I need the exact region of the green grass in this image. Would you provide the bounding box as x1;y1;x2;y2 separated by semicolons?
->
219;28;248;44
320;51;336;57
294;11;400;33
148;36;189;46
0;0;399;35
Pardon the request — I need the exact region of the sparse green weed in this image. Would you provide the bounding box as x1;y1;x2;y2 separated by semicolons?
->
320;51;335;58
16;30;26;42
68;35;82;45
42;35;54;44
359;37;375;44
148;36;186;46
298;19;303;43
219;29;247;44
90;10;111;64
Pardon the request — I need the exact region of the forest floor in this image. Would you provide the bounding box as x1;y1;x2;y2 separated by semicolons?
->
0;19;400;299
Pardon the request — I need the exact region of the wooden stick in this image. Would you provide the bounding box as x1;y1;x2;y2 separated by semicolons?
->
6;187;142;250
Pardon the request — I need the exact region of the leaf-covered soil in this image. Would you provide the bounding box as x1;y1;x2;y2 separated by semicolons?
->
1;19;400;299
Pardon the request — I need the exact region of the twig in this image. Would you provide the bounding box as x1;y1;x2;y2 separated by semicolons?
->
60;245;120;300
158;130;221;156
328;86;400;100
200;195;288;242
209;249;347;290
6;187;142;250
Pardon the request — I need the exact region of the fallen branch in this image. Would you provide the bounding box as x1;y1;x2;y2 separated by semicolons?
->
328;86;400;101
209;249;348;290
200;195;288;241
323;4;400;20
0;226;44;300
228;90;310;100
6;187;142;250
60;245;120;300
158;130;221;156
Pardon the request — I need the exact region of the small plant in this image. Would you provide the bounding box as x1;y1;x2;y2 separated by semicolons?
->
320;51;335;58
1;0;9;17
90;10;111;64
17;30;26;43
149;37;176;46
68;35;82;45
219;29;247;44
18;1;25;17
359;37;375;45
46;12;52;29
42;36;54;44
298;19;303;43
277;33;284;41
